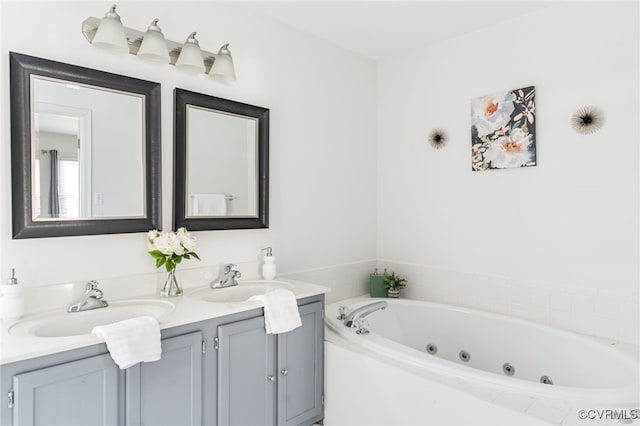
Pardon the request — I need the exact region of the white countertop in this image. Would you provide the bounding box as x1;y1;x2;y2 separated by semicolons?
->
0;277;329;365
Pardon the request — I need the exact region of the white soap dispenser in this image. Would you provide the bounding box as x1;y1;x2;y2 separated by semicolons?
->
261;247;277;281
1;268;25;321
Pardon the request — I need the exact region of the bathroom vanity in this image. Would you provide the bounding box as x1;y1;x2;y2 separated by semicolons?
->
0;280;326;426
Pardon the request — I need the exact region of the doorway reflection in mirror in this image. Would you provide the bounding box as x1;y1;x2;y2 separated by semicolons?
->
31;76;145;221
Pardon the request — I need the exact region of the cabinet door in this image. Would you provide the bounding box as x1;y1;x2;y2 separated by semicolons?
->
12;353;120;426
277;301;323;426
126;331;203;426
217;316;275;426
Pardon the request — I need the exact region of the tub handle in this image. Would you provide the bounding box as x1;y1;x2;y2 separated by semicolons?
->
354;319;370;334
337;306;347;320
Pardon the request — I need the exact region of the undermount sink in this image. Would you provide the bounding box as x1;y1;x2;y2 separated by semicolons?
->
8;299;174;338
189;280;294;304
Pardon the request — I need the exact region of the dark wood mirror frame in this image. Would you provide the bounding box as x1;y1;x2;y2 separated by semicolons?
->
10;52;162;238
174;88;269;231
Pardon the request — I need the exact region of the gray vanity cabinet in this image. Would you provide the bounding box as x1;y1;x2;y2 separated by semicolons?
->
216;300;324;426
1;295;325;426
217;316;275;426
126;331;203;426
11;353;120;425
277;302;324;426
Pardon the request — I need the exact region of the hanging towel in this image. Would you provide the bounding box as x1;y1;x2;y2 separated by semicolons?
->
91;316;162;369
189;193;227;216
249;289;302;334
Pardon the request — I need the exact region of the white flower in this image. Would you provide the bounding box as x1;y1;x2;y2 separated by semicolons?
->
147;229;160;250
168;233;185;256
147;228;200;273
471;91;516;137
483;128;534;169
151;232;184;255
176;227;197;252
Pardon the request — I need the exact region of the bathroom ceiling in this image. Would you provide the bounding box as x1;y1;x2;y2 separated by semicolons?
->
246;1;557;59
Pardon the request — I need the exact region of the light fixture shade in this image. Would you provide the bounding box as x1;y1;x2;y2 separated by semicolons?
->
137;19;170;63
208;44;236;82
175;32;205;73
91;5;129;53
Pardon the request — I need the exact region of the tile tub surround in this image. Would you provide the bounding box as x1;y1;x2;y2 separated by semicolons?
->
377;261;639;345
282;259;376;304
0;272;330;365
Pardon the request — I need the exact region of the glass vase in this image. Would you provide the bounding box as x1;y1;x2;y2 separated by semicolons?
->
160;269;183;297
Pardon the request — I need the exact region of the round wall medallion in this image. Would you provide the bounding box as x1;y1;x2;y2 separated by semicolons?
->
571;106;604;135
428;128;448;149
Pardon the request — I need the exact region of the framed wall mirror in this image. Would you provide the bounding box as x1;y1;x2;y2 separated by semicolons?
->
10;52;161;238
174;89;269;230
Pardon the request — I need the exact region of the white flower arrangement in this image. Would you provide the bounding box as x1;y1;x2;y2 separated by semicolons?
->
147;228;200;272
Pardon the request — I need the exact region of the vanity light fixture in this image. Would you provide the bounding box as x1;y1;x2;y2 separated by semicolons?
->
175;32;206;73
82;5;237;81
90;4;129;53
208;44;236;82
137;19;170;64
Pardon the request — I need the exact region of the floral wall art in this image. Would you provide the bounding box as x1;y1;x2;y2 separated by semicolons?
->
471;86;536;171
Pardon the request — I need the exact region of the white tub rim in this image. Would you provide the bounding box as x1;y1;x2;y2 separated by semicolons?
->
326;296;639;405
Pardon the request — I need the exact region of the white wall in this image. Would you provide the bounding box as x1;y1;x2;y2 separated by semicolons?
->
377;2;639;343
0;2;377;288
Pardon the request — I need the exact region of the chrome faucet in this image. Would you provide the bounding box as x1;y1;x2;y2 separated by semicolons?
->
210;264;242;289
343;301;388;329
68;281;109;313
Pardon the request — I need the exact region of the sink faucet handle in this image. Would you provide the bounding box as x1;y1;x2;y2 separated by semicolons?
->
233;270;242;279
86;280;100;291
224;263;236;273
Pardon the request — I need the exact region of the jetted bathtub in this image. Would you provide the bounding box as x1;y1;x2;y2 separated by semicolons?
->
324;297;639;425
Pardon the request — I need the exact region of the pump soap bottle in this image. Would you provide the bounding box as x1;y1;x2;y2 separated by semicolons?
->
261;247;277;280
1;268;25;321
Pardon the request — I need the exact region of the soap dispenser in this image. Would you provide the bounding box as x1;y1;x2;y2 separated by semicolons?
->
1;268;24;321
261;247;277;280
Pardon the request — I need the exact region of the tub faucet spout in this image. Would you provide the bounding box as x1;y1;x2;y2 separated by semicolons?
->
344;301;387;328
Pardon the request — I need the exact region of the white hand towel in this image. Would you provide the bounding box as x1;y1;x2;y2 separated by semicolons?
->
189;194;227;216
91;315;162;369
249;289;302;334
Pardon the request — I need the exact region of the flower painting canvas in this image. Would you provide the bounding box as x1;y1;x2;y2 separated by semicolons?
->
471;86;536;171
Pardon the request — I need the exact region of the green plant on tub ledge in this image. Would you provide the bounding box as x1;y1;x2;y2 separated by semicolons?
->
383;271;407;298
